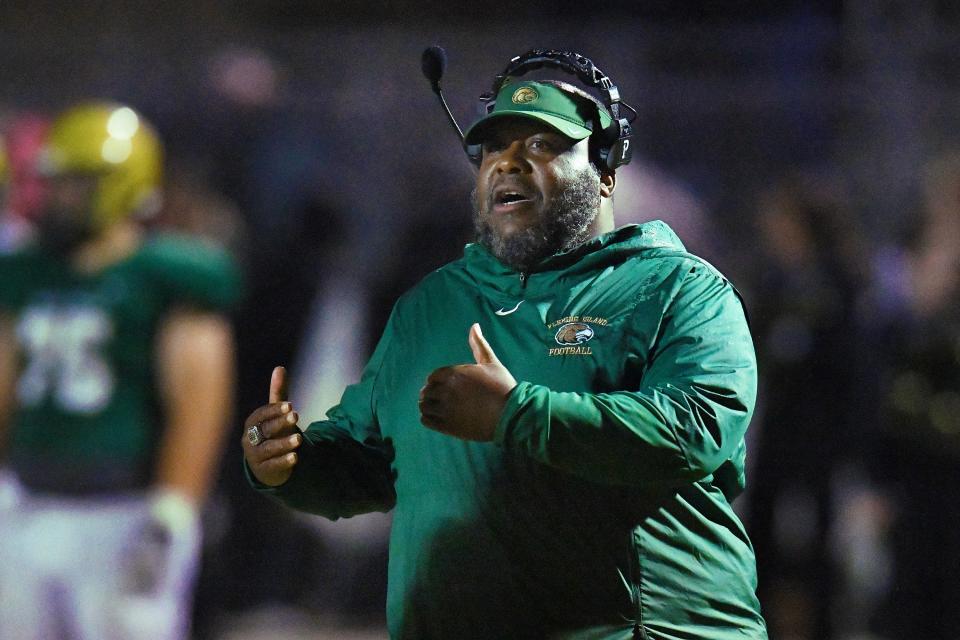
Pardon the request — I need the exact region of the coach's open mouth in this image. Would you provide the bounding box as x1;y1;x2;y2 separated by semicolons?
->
492;186;536;212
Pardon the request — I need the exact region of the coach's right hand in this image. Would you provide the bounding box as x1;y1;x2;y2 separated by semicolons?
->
242;366;303;487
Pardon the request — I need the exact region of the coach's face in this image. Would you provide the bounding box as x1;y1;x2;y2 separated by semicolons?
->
472;118;611;271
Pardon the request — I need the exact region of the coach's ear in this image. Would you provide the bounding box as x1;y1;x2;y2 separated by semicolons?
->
600;170;616;198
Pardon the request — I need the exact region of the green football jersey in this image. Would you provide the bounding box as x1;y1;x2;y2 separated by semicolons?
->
0;234;240;493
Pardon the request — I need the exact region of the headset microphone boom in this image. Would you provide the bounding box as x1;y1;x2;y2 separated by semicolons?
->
421;46;467;144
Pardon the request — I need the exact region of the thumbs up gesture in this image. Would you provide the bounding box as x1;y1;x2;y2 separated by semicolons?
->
241;366;304;487
419;323;517;442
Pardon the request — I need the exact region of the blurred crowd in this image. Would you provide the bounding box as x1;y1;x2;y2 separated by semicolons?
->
1;5;960;639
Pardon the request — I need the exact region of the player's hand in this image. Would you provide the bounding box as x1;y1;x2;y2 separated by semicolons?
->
419;323;517;441
242;366;303;487
123;490;197;595
0;468;23;513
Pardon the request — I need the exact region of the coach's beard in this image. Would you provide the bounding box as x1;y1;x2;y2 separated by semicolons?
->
472;164;601;273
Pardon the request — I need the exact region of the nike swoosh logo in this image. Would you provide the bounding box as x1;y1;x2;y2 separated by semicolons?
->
495;301;524;316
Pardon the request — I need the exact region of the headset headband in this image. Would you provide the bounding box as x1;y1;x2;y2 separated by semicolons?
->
487;50;621;118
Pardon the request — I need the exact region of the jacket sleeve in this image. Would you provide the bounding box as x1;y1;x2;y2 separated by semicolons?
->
494;264;757;487
246;310;398;520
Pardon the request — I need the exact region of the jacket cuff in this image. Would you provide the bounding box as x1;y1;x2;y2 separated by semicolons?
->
494;380;544;449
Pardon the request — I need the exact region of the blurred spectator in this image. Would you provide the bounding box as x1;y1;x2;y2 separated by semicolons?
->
740;175;868;640
366;159;475;347
860;151;960;639
4;113;50;224
155;47;360;637
613;158;724;262
0;113;48;252
0;102;239;640
153;161;247;257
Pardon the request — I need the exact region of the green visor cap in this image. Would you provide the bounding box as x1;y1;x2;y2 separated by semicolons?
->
463;80;613;145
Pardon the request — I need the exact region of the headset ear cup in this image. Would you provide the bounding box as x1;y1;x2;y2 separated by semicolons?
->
464;93;495;166
599;117;633;171
612;118;634;170
595;118;621;172
595;146;612;173
466;143;482;166
607;137;632;171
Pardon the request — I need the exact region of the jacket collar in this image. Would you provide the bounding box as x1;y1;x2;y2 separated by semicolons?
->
460;221;685;297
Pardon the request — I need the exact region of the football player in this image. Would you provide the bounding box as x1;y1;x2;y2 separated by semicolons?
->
0;103;240;640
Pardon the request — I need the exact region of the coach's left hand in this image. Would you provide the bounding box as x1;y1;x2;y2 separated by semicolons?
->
419;323;517;441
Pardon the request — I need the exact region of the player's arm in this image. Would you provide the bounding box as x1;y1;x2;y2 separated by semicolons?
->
0;311;25;510
0;312;18;461
154;307;236;507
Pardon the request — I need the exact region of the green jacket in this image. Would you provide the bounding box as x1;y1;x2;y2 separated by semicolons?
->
253;222;767;639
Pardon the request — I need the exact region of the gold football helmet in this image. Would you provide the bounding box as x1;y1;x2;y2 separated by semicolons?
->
40;102;162;230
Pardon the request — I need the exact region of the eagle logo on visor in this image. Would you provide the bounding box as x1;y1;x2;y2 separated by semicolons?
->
555;322;595;346
511;87;539;104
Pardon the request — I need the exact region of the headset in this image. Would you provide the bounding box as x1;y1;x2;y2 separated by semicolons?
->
422;47;637;173
469;49;637;172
